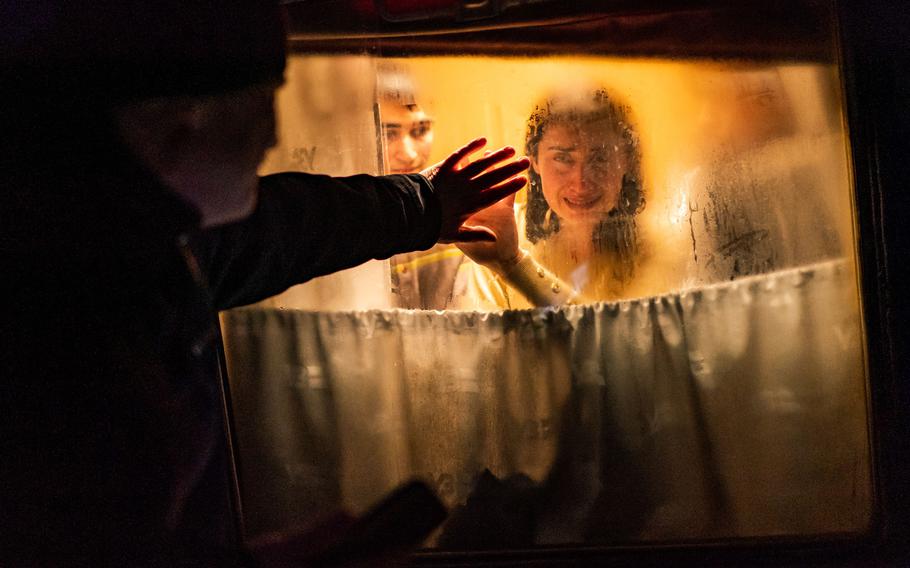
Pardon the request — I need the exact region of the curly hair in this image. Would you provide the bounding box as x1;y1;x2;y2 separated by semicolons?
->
524;88;645;276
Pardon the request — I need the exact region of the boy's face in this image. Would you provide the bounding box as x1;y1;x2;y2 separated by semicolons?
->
381;100;434;174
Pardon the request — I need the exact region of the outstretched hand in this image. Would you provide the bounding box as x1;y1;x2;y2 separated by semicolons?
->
421;137;529;244
455;191;522;275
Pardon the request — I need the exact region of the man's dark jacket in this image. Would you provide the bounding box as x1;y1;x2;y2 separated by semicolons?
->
0;135;440;564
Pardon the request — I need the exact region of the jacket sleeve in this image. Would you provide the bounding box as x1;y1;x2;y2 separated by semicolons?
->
193;171;441;310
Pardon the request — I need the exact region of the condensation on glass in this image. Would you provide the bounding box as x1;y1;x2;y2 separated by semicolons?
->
220;13;872;550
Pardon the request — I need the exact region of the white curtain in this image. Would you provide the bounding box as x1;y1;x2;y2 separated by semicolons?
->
221;259;870;545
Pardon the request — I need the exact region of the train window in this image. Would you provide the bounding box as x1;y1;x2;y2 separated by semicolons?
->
221;3;871;551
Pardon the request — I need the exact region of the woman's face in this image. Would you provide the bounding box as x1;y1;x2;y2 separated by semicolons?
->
532;117;630;226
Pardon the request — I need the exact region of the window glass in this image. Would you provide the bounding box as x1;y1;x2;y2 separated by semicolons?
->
223;48;870;548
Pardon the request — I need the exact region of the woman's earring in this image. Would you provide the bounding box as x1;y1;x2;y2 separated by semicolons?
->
544;207;554;228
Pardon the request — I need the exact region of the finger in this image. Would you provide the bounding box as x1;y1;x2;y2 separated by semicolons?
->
453;226;497;243
471;158;530;191
465;190;515;222
469;150;493;168
459;146;516;179
440;137;487;172
458;149;490;169
474;176;528;209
